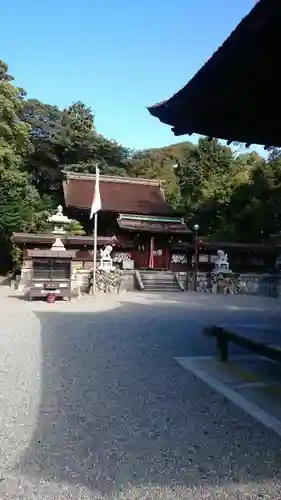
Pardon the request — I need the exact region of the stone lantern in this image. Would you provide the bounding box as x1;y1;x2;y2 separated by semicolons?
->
48;205;71;251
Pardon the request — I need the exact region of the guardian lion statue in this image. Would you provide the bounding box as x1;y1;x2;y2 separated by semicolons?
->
100;245;113;260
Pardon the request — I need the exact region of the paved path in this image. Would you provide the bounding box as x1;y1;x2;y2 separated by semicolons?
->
1;288;281;498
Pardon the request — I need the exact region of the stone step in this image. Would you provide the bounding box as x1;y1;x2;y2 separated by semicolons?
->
141;280;176;284
141;273;175;278
139;270;181;292
140;272;173;276
141;282;180;291
143;281;178;286
142;287;181;292
141;278;177;282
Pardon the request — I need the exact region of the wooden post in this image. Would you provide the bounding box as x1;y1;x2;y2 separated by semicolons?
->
193;225;199;291
217;332;228;361
164;245;170;270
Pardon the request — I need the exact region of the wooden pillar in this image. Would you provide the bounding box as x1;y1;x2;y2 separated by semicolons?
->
164;245;170;270
149;236;154;269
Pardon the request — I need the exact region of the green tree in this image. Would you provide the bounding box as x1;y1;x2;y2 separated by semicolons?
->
23;98;130;201
0;166;50;271
175;139;235;230
22;99;65;201
68;219;86;236
0;60;31;168
0;61;51;271
127;151;181;208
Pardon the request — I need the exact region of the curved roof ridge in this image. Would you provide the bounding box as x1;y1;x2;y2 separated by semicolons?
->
64;171;161;187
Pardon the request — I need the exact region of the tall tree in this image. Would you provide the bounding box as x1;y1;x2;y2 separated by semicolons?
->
23;98;130;201
22;99;64;200
127;151;181;208
0;60;31;168
0;62;51;271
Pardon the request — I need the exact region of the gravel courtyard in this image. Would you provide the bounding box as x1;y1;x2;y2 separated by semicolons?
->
1;287;281;499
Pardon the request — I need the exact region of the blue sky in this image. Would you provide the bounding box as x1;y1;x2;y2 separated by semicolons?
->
2;0;257;151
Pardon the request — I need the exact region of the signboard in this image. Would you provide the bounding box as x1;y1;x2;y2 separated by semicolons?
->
199;254;209;263
123;259;134;270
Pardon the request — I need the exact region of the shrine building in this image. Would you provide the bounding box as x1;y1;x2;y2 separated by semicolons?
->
12;170;280;293
13;172;193;274
62;172;192;271
148;0;281;148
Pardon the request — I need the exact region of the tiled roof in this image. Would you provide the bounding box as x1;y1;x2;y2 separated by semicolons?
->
12;233;113;246
117;214;191;234
148;0;281;147
12;233;133;248
63;173;173;215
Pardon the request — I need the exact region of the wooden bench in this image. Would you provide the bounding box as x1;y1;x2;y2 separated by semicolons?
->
204;325;281;364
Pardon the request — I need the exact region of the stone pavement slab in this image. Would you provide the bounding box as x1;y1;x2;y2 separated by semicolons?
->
1;287;281;498
176;354;281;435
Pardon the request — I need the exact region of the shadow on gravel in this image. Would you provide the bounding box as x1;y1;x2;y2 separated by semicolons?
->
15;300;281;496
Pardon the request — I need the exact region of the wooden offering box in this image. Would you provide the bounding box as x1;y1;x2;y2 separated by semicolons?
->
27;249;76;300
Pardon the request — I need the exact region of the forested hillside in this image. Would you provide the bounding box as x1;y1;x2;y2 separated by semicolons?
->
1;59;281;271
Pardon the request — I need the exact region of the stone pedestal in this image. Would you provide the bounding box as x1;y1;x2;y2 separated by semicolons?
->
99;259;114;272
213;250;232;274
99;245;115;272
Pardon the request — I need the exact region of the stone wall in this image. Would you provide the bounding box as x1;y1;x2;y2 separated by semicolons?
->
121;271;135;291
73;268;135;293
16;259;281;298
73;269;90;293
17;260;33;291
176;272;188;289
236;273;280;297
187;270;281;297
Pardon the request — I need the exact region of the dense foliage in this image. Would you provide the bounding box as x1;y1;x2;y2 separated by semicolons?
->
1;59;281;271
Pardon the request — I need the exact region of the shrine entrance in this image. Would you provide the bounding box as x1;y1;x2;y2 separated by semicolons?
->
151;244;169;269
135;237;170;270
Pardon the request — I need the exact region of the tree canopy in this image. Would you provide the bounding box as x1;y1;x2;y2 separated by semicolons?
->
1;59;281;271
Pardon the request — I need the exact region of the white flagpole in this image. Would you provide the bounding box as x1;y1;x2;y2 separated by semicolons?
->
90;166;101;296
90;167;101;295
92;211;98;295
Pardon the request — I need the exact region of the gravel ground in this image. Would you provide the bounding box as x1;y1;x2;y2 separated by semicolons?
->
1;286;281;499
